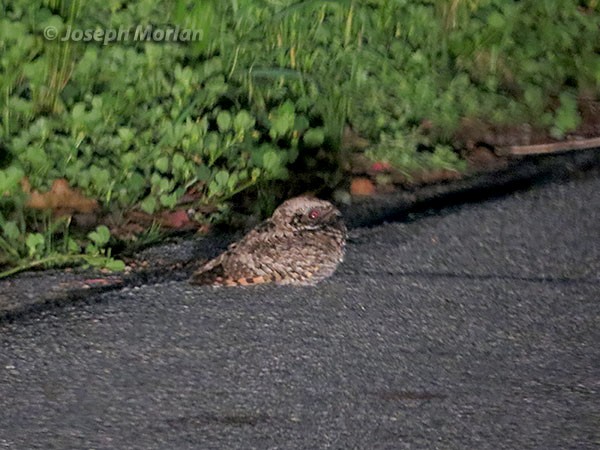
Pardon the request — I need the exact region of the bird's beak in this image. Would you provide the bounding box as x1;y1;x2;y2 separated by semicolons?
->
323;208;342;223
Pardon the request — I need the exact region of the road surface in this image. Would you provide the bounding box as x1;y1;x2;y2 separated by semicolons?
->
1;175;599;449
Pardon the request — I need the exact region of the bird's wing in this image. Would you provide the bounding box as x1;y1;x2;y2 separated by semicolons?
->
188;251;227;285
188;219;276;285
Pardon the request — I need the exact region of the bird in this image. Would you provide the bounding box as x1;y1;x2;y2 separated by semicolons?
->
189;196;346;286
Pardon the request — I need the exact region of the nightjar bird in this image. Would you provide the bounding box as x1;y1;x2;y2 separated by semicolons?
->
189;196;346;286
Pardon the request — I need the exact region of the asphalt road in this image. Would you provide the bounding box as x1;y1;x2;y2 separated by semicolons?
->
1;175;599;449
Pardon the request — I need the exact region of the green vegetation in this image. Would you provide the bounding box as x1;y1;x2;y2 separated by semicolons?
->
1;0;599;274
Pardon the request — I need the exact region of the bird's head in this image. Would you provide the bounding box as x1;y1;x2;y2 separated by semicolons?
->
271;196;344;232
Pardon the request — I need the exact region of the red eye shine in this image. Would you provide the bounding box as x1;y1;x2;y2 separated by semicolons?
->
308;209;320;219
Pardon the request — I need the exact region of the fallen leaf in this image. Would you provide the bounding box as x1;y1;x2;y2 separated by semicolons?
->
24;178;99;215
371;161;392;172
350;177;376;196
159;209;192;229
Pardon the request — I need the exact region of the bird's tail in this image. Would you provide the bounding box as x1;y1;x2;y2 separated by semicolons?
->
189;264;279;287
188;266;226;285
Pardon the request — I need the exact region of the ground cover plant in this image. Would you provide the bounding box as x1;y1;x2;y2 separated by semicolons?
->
1;0;599;275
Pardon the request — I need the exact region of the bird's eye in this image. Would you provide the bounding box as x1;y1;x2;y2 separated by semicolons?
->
308;209;320;220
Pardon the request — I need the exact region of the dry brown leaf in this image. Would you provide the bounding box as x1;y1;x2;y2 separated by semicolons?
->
23;178;99;215
350;177;376;196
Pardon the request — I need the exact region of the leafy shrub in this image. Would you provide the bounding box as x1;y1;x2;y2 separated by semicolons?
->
1;0;599;273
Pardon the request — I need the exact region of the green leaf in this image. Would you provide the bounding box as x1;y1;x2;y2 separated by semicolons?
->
204;76;228;101
85;243;99;256
155;156;170;173
120;152;137;169
38;14;65;35
2;221;20;242
208;180;219;196
72;103;86;123
66;238;80;253
128;172;146;195
216;111;232;132
523;87;544;112
233;110;255;132
141;197;157;214
26;233;45;258
90;166;111;187
262;150;281;172
552;92;580;138
23;147;49;172
118;127;135;145
487;11;505;28
226;172;238;191
157;177;173;192
0;167;24;195
88;225;111;247
104;259;126;271
159;192;178;208
172;153;186;170
196;164;211;181
294;115;310;133
204;132;221;160
303;128;325;147
269;100;296;139
214;170;229;186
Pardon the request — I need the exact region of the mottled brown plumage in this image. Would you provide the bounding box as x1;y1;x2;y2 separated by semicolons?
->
189;196;346;286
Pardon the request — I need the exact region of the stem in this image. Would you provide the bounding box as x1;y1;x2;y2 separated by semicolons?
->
0;254;87;279
0;235;20;259
3;85;9;137
344;2;354;48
